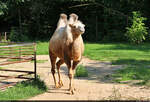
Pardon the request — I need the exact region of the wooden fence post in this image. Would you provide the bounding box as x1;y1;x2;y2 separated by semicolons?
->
4;32;7;41
34;43;37;80
0;33;1;41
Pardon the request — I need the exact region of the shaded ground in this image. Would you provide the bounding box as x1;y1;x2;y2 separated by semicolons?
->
1;55;150;100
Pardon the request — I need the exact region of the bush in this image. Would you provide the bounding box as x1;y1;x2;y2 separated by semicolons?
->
10;27;29;42
125;11;148;44
75;64;88;77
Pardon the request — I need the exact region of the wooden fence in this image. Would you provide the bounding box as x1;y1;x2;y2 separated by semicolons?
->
0;42;37;89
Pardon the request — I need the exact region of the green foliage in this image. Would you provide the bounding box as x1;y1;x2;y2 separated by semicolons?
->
125;11;148;44
0;0;150;42
0;1;7;16
0;76;47;100
9;27;29;42
75;64;88;77
112;66;150;85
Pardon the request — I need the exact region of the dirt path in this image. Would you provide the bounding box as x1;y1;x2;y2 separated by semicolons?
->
1;55;150;100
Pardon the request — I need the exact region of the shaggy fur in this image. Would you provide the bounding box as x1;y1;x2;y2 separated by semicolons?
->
49;13;85;94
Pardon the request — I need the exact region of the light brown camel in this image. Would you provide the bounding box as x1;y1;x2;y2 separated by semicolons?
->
49;13;85;94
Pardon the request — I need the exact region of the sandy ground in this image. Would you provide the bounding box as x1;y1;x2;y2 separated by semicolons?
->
1;55;150;100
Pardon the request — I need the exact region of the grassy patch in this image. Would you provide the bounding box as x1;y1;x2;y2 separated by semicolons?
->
75;64;88;77
0;77;47;100
84;42;150;86
36;42;150;64
31;60;48;63
112;59;150;66
112;66;150;84
36;42;150;86
84;42;150;63
36;41;49;55
0;42;9;46
7;59;21;62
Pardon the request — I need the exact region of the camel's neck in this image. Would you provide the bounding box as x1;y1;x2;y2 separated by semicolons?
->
72;33;80;41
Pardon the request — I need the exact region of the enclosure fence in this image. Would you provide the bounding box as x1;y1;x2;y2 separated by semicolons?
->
0;42;36;89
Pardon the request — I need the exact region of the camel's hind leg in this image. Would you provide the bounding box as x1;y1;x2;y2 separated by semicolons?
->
49;52;58;88
56;59;64;88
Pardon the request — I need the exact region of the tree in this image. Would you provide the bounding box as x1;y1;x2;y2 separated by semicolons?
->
0;1;7;16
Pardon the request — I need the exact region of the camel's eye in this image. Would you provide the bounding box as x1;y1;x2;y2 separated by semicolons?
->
69;24;76;28
72;25;76;28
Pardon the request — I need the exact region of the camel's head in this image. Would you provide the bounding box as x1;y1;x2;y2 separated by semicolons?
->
69;20;85;36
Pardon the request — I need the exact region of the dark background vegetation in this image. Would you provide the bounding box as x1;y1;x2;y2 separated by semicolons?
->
0;0;150;42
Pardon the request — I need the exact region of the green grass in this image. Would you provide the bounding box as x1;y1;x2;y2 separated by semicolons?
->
31;60;48;63
0;77;47;100
0;42;9;46
112;66;150;85
75;64;88;77
112;66;150;81
36;41;49;55
36;42;150;85
1;41;150;86
37;42;150;62
7;59;21;62
84;42;150;85
84;42;150;65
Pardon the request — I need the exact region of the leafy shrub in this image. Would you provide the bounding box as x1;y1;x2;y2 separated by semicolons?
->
75;64;88;77
0;1;7;16
10;27;29;42
125;11;148;44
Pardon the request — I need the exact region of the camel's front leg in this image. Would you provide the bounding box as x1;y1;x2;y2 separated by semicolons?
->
68;61;80;94
49;54;59;88
68;67;74;94
56;59;64;88
64;58;74;94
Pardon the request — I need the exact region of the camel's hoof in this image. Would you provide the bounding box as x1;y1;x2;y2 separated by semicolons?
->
69;89;75;95
55;82;63;88
58;81;63;87
55;84;59;88
68;88;76;95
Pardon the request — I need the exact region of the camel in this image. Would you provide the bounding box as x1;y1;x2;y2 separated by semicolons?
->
49;13;85;94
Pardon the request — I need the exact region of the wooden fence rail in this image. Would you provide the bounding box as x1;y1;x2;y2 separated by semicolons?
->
0;42;37;89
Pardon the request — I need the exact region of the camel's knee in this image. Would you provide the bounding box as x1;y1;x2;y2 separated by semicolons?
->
73;61;80;69
68;73;73;79
56;63;60;69
68;68;74;78
51;69;55;74
56;60;64;69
